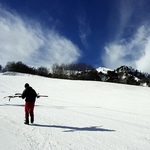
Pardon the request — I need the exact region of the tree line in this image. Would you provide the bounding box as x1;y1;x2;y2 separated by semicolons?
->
1;61;100;80
1;61;150;86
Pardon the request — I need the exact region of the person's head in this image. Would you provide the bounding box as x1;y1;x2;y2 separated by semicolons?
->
24;83;29;88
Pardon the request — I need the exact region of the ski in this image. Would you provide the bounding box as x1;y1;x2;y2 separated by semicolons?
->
36;93;48;98
4;95;21;101
4;93;48;101
15;93;22;96
15;93;48;97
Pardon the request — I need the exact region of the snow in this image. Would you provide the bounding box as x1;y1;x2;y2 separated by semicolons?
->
0;72;150;150
96;67;112;73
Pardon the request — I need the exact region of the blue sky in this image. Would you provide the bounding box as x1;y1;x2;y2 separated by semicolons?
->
1;0;150;72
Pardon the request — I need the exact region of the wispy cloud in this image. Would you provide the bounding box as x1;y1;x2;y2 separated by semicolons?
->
102;0;150;73
0;6;81;68
116;0;135;38
78;11;91;48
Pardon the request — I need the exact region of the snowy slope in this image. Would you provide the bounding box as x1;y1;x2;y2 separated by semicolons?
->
0;72;150;150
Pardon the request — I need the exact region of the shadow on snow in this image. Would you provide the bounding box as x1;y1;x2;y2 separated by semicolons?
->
32;124;116;132
0;104;40;107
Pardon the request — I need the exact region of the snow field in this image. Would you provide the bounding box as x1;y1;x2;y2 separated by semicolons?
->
0;73;150;150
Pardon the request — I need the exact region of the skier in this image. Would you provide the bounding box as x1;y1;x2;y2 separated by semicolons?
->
21;83;38;125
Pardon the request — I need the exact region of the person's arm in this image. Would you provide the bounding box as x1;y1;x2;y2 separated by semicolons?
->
21;89;26;99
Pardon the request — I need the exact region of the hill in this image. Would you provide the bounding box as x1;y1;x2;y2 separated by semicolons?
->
0;72;150;150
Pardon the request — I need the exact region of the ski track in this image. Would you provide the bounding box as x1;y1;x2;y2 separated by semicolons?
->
0;73;150;150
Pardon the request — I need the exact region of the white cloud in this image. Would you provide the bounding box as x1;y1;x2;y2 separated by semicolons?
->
102;0;150;73
103;25;150;73
0;7;81;68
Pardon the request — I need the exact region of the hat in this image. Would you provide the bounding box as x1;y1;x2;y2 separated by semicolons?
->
25;83;29;88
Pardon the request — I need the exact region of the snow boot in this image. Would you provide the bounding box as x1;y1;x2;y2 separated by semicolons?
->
31;115;34;124
24;117;29;125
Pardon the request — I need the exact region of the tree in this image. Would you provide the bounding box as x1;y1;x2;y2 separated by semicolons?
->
4;61;15;72
4;61;35;74
106;70;119;83
37;67;49;77
126;75;139;85
0;65;2;72
51;64;67;78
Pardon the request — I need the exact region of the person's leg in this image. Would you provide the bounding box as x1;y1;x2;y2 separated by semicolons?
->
24;102;29;124
29;102;35;123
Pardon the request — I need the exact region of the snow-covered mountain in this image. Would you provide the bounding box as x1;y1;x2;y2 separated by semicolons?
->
97;66;150;86
0;72;150;150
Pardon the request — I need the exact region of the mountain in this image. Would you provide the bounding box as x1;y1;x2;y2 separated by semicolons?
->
97;65;150;86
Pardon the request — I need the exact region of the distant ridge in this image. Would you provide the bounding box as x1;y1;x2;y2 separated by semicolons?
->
96;65;150;87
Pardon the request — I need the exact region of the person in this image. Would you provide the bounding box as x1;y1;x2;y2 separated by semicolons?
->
21;83;38;125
